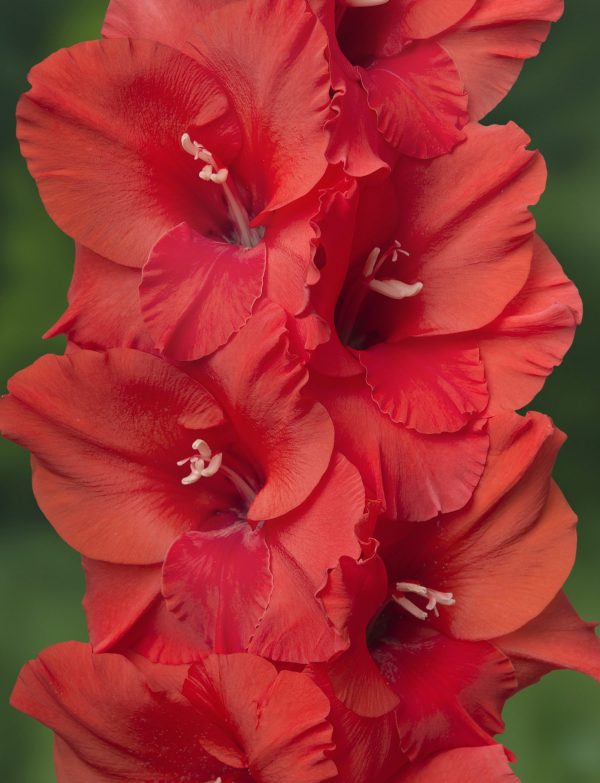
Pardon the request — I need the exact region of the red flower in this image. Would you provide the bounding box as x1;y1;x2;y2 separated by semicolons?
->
11;643;337;783
0;304;364;664
310;0;564;174
306;411;581;781
307;121;579;520
18;0;331;360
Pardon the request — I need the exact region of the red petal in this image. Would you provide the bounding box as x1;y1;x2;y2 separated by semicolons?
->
383;123;545;339
162;521;272;654
310;0;392;176
318;553;400;717
140;223;266;360
380;412;576;640
249;453;364;663
392;745;518;783
377;624;516;760
309;373;488;520
327;67;392;177
184;654;337;783
263;192;322;317
45;244;151;351
11;642;215;781
18;38;238;268
104;0;330;216
203;302;335;521
493;591;600;688
480;235;582;414
0;349;224;563
83;558;161;652
361;337;488;433
360;41;468;158
439;0;564;119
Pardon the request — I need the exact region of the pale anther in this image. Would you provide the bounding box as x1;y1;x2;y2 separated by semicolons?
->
178;439;222;486
180;132;258;248
394;581;455;621
369;279;423;300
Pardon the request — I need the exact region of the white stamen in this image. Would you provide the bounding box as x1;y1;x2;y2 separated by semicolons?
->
178;439;223;486
180;133;258;248
394;582;455;621
368;279;423;300
395;596;428;621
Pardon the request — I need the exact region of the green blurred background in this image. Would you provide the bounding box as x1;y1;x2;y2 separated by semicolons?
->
0;2;598;781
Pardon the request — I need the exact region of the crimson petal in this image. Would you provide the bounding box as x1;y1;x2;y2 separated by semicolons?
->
360;41;468;158
11;642;213;782
140;222;266;360
162;521;272;654
249;453;364;663
361;336;488;434
184;654;338;783
203;302;335;521
310;374;488;520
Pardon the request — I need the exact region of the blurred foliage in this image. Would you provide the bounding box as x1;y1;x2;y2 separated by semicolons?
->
0;1;599;781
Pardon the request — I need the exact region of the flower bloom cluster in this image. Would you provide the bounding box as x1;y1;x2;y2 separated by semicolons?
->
3;1;600;781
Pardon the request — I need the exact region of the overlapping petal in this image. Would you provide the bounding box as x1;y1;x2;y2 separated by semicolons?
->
378;412;577;639
11;643;338;783
309;373;489;520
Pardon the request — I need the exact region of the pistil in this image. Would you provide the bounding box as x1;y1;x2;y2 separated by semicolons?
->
393;581;455;621
181;133;261;248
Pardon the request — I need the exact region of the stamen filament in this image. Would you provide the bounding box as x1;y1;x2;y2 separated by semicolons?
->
181;133;260;248
221;465;257;506
394;581;455;621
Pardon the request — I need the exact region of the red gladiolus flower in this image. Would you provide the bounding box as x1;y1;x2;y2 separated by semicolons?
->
11;643;338;783
18;0;331;360
309;0;564;174
6;0;597;780
307;121;579;520
0;304;364;664
306;411;582;781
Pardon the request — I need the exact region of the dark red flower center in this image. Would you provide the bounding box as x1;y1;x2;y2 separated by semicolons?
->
177;436;263;527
